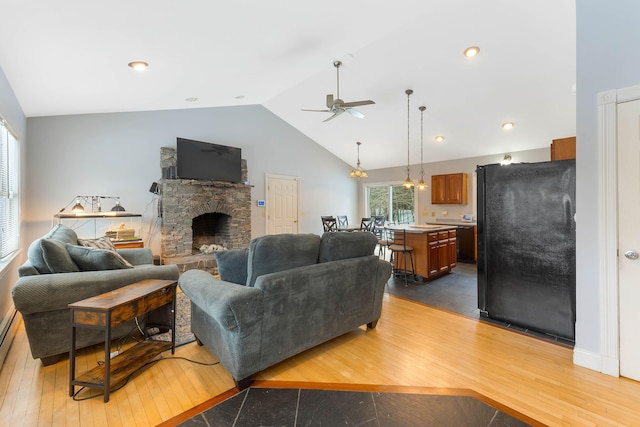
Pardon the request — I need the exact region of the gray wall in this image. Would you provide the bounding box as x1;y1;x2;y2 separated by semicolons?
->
0;65;26;362
25;106;358;254
574;0;640;359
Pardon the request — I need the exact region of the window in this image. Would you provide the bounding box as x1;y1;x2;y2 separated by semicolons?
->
0;118;19;258
366;184;415;224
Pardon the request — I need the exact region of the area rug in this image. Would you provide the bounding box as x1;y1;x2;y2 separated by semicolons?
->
148;291;195;347
158;382;542;427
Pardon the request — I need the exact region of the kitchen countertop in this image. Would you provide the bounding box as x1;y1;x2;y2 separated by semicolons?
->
395;224;458;232
426;220;477;227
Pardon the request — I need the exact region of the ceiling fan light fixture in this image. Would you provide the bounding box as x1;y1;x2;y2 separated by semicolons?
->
464;46;480;58
128;61;149;72
434;135;445;143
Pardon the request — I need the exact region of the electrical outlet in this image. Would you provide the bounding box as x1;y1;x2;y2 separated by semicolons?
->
442;211;448;216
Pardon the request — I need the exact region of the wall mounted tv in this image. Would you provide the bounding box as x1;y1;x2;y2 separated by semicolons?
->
176;138;242;183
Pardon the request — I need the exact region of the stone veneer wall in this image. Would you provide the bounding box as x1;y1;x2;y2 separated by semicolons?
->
159;147;251;266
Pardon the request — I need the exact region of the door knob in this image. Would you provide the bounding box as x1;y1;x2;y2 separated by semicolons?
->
624;250;639;260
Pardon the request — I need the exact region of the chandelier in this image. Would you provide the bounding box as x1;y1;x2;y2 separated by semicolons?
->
403;89;414;189
349;141;368;179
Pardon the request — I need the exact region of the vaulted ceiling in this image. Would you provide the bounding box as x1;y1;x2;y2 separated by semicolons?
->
0;0;575;170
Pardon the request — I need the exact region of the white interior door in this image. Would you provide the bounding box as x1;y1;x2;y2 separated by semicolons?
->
617;98;640;381
266;175;299;235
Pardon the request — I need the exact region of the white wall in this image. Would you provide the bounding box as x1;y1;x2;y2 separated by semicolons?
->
574;1;640;363
25;106;358;254
0;65;27;366
364;148;549;221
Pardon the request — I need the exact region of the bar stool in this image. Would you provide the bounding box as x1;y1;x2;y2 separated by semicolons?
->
388;228;415;286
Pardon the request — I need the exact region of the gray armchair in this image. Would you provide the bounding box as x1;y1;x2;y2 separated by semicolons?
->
12;224;179;365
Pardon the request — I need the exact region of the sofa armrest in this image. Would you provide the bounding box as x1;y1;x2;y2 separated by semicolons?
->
12;264;179;315
178;269;264;332
116;248;153;265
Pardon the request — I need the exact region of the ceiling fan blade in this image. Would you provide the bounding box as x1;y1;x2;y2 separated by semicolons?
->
326;94;334;109
323;109;345;122
301;109;331;112
340;100;375;108
347;108;365;119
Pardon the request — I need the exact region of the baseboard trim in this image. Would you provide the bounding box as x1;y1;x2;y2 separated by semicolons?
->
0;307;19;369
573;346;619;377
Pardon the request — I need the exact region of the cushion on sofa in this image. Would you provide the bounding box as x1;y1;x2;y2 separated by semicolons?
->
215;248;249;285
39;239;80;273
78;236;117;250
65;244;134;271
318;231;378;262
246;234;321;287
27;224;79;274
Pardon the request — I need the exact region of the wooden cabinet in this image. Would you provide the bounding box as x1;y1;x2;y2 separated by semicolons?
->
431;173;468;204
394;227;457;281
550;136;576;160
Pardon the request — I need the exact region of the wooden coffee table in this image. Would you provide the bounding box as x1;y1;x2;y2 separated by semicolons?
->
68;279;177;402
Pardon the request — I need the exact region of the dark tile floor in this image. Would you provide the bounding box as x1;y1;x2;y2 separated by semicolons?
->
178;387;533;427
385;262;575;347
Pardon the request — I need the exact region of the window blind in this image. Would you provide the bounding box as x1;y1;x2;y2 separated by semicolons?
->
0;118;19;258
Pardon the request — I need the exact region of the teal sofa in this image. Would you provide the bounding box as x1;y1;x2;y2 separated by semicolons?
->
178;231;392;389
12;224;179;365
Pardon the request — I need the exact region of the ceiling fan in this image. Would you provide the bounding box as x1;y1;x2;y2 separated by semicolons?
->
302;61;375;122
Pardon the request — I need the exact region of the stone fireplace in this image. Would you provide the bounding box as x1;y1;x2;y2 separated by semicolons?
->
159;147;251;273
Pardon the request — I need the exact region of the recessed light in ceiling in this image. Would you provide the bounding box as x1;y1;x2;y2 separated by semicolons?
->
434;135;445;143
128;61;149;72
463;46;480;58
185;97;198;102
501;122;515;130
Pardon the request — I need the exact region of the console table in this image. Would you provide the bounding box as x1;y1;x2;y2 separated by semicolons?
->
69;279;177;402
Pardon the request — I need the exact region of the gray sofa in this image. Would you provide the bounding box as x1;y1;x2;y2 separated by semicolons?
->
178;231;392;389
12;224;179;365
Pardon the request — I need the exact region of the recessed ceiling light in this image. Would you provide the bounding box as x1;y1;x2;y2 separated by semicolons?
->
185;97;198;102
463;46;480;58
434;135;445;143
501;122;515;130
128;61;149;72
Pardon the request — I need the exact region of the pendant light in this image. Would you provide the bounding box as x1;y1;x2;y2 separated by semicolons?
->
349;141;368;180
403;89;414;189
416;105;428;190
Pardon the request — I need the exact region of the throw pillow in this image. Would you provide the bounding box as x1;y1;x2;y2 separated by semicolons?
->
78;236;117;251
65;244;134;271
27;224;79;274
39;239;80;273
215;248;249;285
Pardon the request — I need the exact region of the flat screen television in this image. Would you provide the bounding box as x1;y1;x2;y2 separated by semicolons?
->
176;138;242;183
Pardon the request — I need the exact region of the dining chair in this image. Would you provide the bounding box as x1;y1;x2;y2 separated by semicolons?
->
321;216;338;232
371;216;388;257
388;228;416;286
337;215;349;228
360;217;373;231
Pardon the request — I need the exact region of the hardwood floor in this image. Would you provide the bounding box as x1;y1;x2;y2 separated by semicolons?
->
2;293;640;426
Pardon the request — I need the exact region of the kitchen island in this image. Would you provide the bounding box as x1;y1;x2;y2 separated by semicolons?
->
389;224;457;281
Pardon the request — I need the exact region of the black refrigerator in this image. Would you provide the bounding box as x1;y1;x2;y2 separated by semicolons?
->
476;160;576;341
